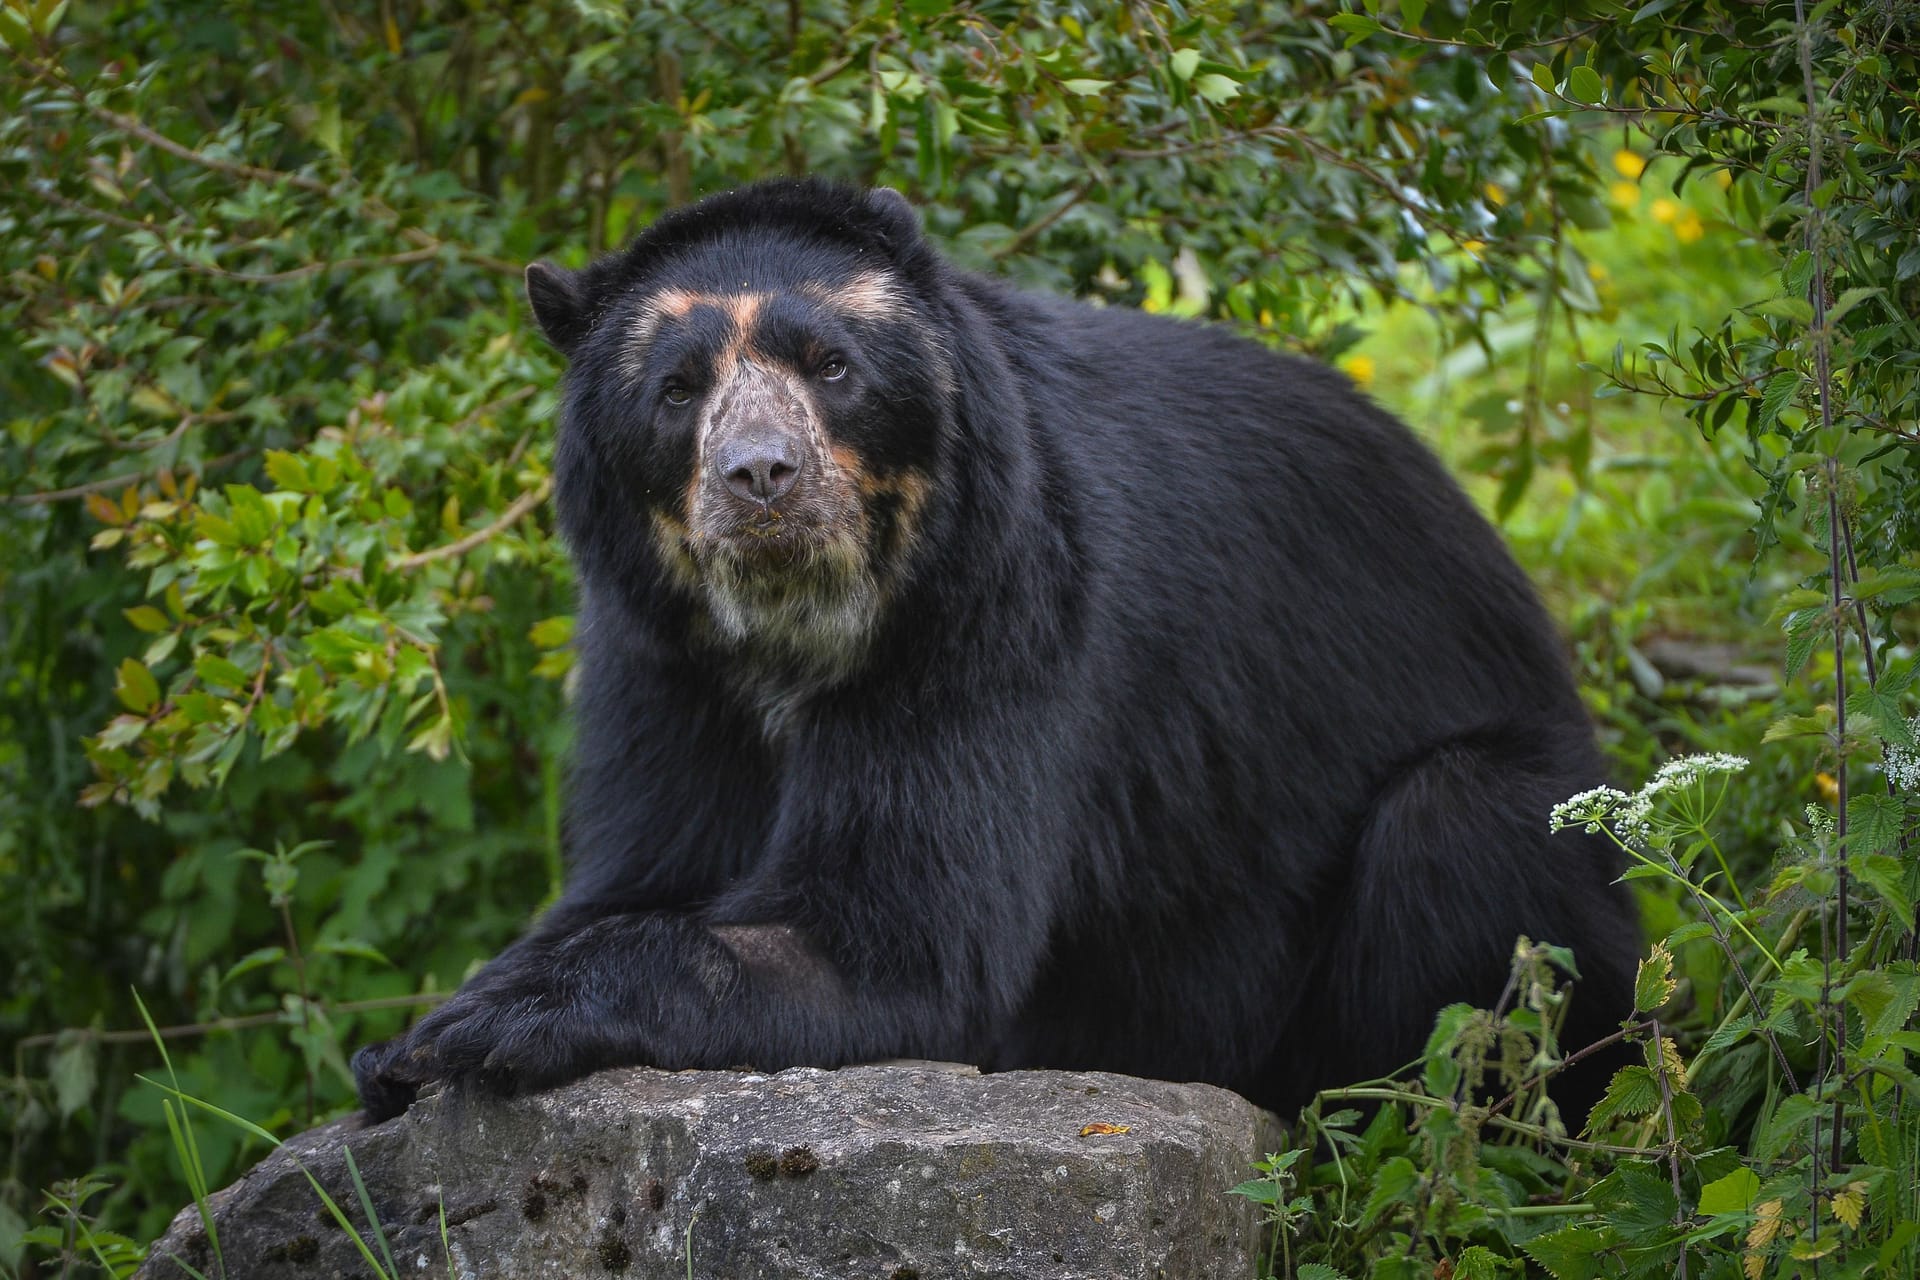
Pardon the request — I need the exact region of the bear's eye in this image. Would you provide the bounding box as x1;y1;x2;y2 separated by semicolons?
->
663;383;692;407
819;356;848;382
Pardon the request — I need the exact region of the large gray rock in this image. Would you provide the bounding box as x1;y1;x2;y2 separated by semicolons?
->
139;1064;1277;1280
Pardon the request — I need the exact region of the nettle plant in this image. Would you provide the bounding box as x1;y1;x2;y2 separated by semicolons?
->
1223;3;1918;1278
1236;754;1916;1280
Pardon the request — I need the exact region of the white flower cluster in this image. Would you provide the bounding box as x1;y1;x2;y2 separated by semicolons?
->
1638;752;1750;794
1548;786;1630;834
1887;715;1920;793
1550;754;1750;846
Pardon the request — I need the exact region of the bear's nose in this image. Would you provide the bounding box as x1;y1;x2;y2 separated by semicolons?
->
714;432;802;506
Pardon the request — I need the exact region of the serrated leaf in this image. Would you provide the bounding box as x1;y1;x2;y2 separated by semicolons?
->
1635;942;1677;1012
1846;793;1905;855
1588;1065;1661;1129
1846;685;1916;748
1853;853;1915;930
1359;1156;1419;1227
1753;296;1814;326
1761;712;1827;742
1757;370;1799;431
1826;286;1882;325
1522;1226;1609;1280
1851;566;1920;606
1701;1013;1753;1053
1297;1266;1355;1280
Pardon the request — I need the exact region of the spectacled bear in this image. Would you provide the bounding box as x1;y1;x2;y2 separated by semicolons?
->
353;179;1639;1124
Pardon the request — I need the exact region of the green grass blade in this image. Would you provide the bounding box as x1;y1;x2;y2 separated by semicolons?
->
136;992;223;1280
137;1074;395;1280
342;1146;398;1280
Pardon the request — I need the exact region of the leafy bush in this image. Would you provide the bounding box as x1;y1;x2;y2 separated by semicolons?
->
1;1;1914;1276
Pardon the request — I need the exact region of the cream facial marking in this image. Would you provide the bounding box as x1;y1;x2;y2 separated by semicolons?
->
620;288;767;385
623;275;914;385
800;271;910;320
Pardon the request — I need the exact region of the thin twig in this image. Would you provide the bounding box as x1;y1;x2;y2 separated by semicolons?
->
15;993;449;1051
388;476;553;569
3;448;254;505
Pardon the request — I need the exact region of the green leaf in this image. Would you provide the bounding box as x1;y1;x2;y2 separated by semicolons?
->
1847;793;1905;855
1566;66;1604;103
1522;1227;1610;1280
50;1035;98;1119
1587;1065;1660;1129
1193;74;1239;105
1851;566;1920;606
1752;296;1814;326
124;605;171;633
1761;712;1827;743
1060;79;1111;96
316;937;392;965
1359;1156;1419;1227
116;658;161;713
1846;685;1917;748
1298;1266;1355;1280
1327;13;1388;45
1756;370;1799;431
1696;1166;1760;1215
1827;285;1883;325
1455;1247;1516;1280
194;654;252;692
1228;1177;1280;1204
263;450;312;493
1853;852;1916;930
221;946;287;985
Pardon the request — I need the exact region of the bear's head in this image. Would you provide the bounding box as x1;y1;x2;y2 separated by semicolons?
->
526;181;957;690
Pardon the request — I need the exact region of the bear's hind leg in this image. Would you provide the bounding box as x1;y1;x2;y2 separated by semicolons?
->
1273;731;1638;1122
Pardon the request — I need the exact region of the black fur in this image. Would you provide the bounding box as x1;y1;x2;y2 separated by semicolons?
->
354;180;1638;1122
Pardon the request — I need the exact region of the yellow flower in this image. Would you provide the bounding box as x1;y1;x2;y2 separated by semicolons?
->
1815;772;1839;802
1610;181;1641;208
1339;354;1376;387
1675;210;1705;244
1484;181;1507;206
1613;149;1646;179
1461;239;1487;257
1650;197;1680;224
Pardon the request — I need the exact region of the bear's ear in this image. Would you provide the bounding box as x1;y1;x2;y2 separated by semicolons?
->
525;261;591;355
862;186;923;254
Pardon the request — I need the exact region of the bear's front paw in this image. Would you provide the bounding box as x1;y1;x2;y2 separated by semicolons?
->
352;1038;421;1122
381;972;630;1102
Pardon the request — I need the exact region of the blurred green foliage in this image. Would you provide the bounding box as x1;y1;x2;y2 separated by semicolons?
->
0;1;1915;1277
